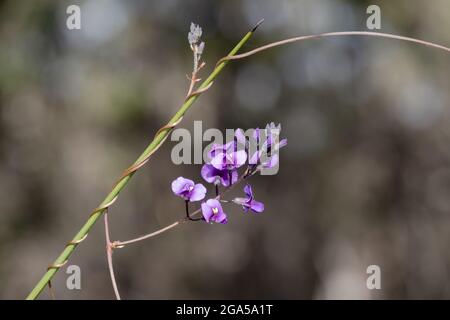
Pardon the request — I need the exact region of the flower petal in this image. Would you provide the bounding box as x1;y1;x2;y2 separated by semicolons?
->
253;128;261;141
201;164;217;183
262;153;279;169
233;150;247;168
215;211;228;224
249;150;261;165
279;138;288;149
234;128;246;146
250;200;265;213
201;202;213;223
210;153;226;170
171;177;193;195
207;143;224;159
189;183;207;201
206;198;221;208
244;184;253;200
222;169;238;186
202;165;235;187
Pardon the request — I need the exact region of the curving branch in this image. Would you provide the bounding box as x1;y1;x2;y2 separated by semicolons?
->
104;212;121;300
216;31;450;66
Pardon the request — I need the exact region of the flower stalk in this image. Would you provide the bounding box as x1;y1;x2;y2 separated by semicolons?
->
104;212;121;300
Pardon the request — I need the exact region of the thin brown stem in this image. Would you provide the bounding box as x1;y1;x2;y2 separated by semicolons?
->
104;212;121;300
47;281;56;300
114;221;181;247
186;45;204;98
217;31;450;66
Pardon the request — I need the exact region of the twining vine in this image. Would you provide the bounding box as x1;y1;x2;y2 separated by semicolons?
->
26;20;450;300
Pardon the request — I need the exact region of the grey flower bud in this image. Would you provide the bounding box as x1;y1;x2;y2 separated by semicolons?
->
188;22;203;45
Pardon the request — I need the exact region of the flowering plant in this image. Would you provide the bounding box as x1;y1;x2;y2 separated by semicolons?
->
172;122;287;224
26;19;450;300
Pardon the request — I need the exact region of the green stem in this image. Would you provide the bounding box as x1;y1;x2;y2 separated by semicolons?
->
26;27;257;300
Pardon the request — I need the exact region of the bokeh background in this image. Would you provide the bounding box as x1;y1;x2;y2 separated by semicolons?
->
1;0;450;299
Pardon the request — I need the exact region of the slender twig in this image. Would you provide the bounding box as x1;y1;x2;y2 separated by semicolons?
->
185;200;190;219
26;23;260;300
185;200;203;221
216;31;450;66
114;221;182;247
104;212;121;300
47;282;56;300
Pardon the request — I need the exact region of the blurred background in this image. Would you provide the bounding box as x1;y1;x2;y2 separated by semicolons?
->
1;0;450;299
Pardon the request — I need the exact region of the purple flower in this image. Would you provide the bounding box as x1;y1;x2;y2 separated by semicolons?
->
210;149;247;170
205;138;247;172
207;142;232;159
171;177;206;202
206;129;250;172
201;199;228;224
249;123;287;167
233;184;264;213
203;138;245;186
201;164;237;187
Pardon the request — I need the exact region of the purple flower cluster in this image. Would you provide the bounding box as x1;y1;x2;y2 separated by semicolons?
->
171;123;287;224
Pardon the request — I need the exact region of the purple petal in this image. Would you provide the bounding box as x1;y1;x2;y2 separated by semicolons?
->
202;164;235;187
249;150;261;165
223;141;235;151
211;153;226;170
214;211;228;224
201;164;216;183
224;169;238;186
171;177;194;195
210;199;227;223
264;136;287;152
208;143;225;159
253;128;261;141
206;199;221;209
201;202;213;223
265;134;274;148
234;128;246;146
250;200;264;213
232;150;247;168
189;183;207;201
262;153;279;169
244;184;253;199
